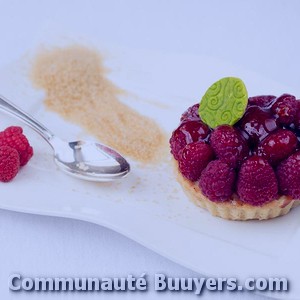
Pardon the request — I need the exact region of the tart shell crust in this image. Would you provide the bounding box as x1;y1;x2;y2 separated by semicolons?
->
174;160;300;221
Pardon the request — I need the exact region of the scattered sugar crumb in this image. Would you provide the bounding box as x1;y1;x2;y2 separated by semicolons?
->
31;45;167;164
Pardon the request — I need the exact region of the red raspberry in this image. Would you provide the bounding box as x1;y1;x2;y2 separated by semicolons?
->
277;151;300;198
0;146;20;182
180;103;200;122
169;128;187;160
0;126;33;166
237;156;278;206
248;95;276;108
209;125;249;168
257;129;298;165
199;160;236;202
179;120;211;143
170;120;211;160
178;142;214;181
271;94;297;126
238;106;278;146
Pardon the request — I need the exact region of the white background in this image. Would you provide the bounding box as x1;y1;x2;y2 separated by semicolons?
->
0;0;299;299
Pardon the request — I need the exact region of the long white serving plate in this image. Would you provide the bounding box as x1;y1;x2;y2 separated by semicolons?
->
0;42;299;300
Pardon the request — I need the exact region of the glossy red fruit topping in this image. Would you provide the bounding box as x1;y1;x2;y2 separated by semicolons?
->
248;95;276;108
237;156;278;206
181;103;200;122
271;94;297;126
199;160;235;202
0;146;20;182
0;126;33;166
169;128;188;160
170;120;211;160
179;121;211;142
277;151;300;198
238;106;278;146
257;129;297;165
210;125;248;168
178;142;214;181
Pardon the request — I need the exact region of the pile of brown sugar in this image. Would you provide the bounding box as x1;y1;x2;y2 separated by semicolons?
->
31;45;166;163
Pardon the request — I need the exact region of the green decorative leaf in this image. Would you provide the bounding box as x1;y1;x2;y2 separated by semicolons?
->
199;77;248;128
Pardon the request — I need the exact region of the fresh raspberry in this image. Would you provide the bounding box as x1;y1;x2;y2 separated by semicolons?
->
199;160;236;202
238;106;278;146
209;125;249;168
169;128;187;160
179;120;211;142
0;126;33;166
237;156;278;206
170;120;211;160
178;142;214;181
257;129;298;165
0;146;20;182
248;95;276;108
277;151;300;198
271;94;297;126
180;103;200;122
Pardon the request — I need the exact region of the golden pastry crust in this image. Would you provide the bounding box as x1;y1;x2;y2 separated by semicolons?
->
174;160;300;220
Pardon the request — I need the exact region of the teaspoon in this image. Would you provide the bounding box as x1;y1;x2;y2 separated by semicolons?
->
0;95;130;181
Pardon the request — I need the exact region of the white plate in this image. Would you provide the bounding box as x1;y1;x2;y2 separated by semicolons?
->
0;42;299;300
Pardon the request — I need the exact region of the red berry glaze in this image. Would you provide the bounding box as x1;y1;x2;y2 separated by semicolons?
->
237;156;278;206
170;120;211;160
271;94;297;126
238;106;278;146
199;160;236;202
277;151;300;198
0;126;33;166
257;129;298;165
0;146;20;182
248;95;276;108
178;142;214;181
210;125;248;168
181;103;200;122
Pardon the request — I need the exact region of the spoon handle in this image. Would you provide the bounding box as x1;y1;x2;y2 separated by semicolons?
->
0;95;54;142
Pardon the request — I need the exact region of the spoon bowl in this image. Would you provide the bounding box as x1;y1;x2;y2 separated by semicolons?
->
0;95;130;182
52;137;130;181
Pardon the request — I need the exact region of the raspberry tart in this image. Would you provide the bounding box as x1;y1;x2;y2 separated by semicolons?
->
170;77;300;220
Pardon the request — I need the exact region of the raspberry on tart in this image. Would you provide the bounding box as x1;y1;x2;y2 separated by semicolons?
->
257;129;298;165
209;125;248;168
178;142;214;181
277;151;300;199
169;119;211;160
170;77;300;220
237;156;278;206
199;160;235;202
180;103;200;122
271;94;298;126
248;95;276;109
238;106;278;147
